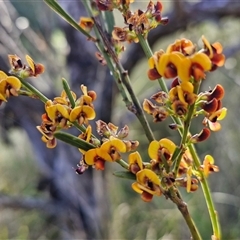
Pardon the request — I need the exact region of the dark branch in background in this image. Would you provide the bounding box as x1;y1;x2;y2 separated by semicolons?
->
124;0;240;71
0;193;59;215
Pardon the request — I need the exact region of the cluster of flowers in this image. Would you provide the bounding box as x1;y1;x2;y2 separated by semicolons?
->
37;85;97;148
80;0;168;56
145;36;226;131
0;55;44;105
0;0;227;203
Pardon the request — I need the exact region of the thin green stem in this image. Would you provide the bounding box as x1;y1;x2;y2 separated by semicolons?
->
19;78;49;103
116;159;129;170
189;144;221;239
173;82;200;175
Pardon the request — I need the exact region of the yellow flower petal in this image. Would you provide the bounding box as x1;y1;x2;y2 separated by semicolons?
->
180;82;194;93
132;182;143;194
0;71;8;80
204;155;214;164
57;104;69;119
191;52;212;71
137;169;160;186
177;85;187;105
159;138;176;154
148;140;159;160
186;167;192;193
202;35;213;58
97;148;112;161
177;57;191;82
101;137;126;153
26;55;35;74
85;148;97;165
217;107;227;121
54;96;68;105
168;87;177;102
148;57;155;69
6;76;21;90
69;106;82;122
157;53;170;77
46;105;57;121
128;151;143;170
82;106;96;120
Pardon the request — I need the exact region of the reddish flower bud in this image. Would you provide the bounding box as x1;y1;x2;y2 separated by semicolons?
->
202;98;218;113
207;84;225;101
147;68;161;80
190;128;211;143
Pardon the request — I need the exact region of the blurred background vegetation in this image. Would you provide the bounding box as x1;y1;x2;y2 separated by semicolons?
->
0;0;240;239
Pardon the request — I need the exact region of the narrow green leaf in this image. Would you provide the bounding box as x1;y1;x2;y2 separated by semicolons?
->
113;171;136;180
62;78;75;108
54;131;95;150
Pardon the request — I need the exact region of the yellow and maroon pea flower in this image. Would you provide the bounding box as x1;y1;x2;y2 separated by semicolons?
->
84;148;112;170
168;81;197;116
36;115;57;148
148;138;176;164
8;55;23;72
69;105;96;125
100;136;126;161
54;90;77;107
0;71;21;104
176;176;199;192
143;99;168;122
126;10;150;35
166;38;195;55
128;151;143;174
79;17;94;32
25;55;45;77
78;125;93;154
41;134;57;149
199;155;219;177
132;169;162;202
202;106;227;132
177;52;212;82
8;55;44;78
201;35;225;70
153;38;212;82
146;1;167;24
157;52;184;79
147;50;164;80
77;84;97;108
45;100;70;128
